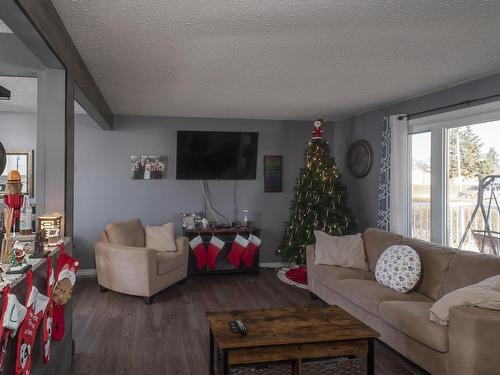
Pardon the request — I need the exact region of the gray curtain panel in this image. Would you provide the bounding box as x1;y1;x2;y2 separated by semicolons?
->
377;117;391;231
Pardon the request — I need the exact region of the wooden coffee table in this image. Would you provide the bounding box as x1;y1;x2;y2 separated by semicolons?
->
207;306;379;375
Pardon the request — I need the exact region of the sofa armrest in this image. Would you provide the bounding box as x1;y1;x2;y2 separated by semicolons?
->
95;241;156;297
448;305;500;375
175;236;189;254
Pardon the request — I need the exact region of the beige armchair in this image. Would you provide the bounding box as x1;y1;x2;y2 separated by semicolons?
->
95;218;189;304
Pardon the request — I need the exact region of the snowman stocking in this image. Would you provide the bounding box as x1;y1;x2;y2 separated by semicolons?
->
241;234;261;268
206;236;225;270
227;235;249;268
42;255;55;363
0;286;26;369
190;236;207;270
16;270;49;375
52;244;79;341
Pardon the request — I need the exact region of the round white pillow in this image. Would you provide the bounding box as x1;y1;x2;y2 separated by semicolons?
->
375;245;421;293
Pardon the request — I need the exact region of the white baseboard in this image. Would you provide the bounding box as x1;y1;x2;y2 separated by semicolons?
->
259;262;286;269
77;268;97;277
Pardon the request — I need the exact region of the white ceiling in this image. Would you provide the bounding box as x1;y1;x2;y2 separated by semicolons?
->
51;0;500;121
0;76;36;112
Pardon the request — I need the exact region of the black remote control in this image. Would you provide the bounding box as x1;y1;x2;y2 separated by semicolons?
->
228;320;247;335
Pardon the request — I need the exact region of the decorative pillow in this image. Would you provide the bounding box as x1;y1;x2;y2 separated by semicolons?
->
314;231;369;271
375;245;421;293
430;274;500;326
106;218;145;247
145;223;177;252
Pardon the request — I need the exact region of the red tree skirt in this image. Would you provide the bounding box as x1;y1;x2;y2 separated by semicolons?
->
285;267;308;285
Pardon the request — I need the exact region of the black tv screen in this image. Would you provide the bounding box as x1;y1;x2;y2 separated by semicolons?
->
176;131;259;180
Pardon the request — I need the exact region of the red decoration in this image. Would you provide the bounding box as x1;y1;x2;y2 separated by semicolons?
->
285;267;308;285
4;194;23;222
227;235;249;268
241;234;261;268
311;118;325;140
16;270;49;375
190;236;207;270
42;255;55;363
206;236;225;270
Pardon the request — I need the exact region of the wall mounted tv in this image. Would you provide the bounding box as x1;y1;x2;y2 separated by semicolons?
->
176;131;259;180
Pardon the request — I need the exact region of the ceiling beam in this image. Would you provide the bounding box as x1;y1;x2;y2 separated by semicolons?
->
13;0;113;130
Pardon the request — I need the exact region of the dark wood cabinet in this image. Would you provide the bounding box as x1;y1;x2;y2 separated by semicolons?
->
183;228;260;276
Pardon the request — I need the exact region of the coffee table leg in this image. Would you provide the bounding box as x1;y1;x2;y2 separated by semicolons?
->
209;328;214;375
367;338;374;375
222;350;229;375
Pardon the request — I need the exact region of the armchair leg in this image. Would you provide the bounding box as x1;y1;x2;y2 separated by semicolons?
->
100;286;108;293
143;296;153;305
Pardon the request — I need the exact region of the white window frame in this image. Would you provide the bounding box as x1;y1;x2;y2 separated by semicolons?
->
407;100;500;245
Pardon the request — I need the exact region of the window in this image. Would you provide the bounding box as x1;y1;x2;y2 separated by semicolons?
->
407;101;500;251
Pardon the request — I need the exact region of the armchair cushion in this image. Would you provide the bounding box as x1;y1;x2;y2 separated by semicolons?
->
146;223;177;252
105;218;145;247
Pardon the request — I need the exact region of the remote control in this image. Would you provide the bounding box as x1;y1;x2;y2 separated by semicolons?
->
228;320;247;335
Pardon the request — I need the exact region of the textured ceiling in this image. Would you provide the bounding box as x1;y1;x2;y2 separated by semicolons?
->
51;0;500;120
0;76;36;112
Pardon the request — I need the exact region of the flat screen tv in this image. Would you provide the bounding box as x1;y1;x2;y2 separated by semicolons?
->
176;131;259;180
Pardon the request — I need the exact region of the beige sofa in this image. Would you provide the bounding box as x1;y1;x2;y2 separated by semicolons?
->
95;218;189;304
307;228;500;375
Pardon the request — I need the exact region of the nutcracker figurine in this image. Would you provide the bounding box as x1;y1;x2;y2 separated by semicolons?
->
3;170;24;233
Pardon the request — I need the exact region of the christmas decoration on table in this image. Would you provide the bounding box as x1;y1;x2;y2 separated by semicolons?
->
15;270;49;375
52;244;79;341
277;118;356;265
42;255;55;363
190;236;207;270
206;236;225;270
241;234;261;268
4;170;24;232
0;285;27;368
227;234;249;268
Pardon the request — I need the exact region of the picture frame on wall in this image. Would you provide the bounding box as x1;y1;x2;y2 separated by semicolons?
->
264;155;283;193
130;155;167;180
0;150;34;197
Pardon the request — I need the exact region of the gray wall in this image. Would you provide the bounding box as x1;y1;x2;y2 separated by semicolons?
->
0;112;36;150
332;71;500;230
74;114;316;269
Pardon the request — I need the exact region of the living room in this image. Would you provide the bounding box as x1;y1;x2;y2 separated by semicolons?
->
1;1;500;374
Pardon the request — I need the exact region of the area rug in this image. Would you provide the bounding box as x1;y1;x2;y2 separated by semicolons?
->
277;266;308;289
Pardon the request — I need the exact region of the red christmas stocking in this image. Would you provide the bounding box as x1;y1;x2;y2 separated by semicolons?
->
0;286;27;369
241;234;261;268
190;236;207;270
16;270;49;375
52;244;79;342
42;255;55;363
206;236;225;270
227;235;249;268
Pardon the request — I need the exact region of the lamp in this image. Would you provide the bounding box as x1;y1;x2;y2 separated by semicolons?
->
37;214;63;234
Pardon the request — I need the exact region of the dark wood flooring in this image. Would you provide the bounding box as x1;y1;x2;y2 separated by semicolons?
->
71;269;427;375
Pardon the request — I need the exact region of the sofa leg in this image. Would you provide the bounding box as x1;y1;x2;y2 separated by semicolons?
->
143;296;153;305
99;286;108;293
178;278;187;285
309;291;319;300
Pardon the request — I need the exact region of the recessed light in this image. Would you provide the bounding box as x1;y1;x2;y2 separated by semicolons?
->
0;85;11;100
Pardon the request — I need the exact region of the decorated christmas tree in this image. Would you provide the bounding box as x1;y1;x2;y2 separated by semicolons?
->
278;119;356;264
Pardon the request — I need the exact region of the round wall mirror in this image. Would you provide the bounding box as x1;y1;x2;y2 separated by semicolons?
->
0;142;6;175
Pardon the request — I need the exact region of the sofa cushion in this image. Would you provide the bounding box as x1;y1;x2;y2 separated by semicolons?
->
105;218;145;247
430;274;500;326
440;251;500;297
312;264;375;290
363;228;403;271
145;223;177;252
402;237;456;300
336;279;431;316
157;251;185;275
375;245;421;293
379;301;449;353
314;231;369;270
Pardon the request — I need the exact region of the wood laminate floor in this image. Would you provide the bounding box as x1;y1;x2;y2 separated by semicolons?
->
72;269;427;375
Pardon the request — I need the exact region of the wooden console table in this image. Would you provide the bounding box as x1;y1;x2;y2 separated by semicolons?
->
183;227;260;276
207;306;379;375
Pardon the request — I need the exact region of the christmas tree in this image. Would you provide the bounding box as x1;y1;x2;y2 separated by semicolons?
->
278;119;356;264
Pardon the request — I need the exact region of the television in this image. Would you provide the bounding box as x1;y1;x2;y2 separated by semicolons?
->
176;131;259;180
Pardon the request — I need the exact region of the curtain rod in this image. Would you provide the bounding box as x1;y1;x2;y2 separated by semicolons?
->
401;92;500;121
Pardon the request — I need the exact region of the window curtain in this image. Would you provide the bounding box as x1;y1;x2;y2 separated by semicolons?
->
376;115;409;235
